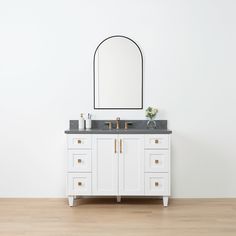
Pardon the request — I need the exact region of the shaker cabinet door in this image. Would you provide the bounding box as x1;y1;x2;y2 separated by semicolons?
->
92;135;118;195
118;135;144;195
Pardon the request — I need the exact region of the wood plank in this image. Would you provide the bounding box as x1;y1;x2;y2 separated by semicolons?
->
0;198;235;236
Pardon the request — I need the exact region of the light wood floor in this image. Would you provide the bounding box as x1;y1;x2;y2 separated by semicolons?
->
0;198;236;236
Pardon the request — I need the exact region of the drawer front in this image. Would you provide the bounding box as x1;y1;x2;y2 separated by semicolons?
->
68;150;91;172
67;134;92;149
145;173;169;196
144;135;169;149
68;173;91;195
145;150;169;172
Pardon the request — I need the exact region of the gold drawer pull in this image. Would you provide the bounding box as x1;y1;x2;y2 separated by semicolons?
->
155;182;159;187
120;139;123;154
78;182;82;186
155;160;159;164
77;159;82;163
155;139;159;144
77;140;82;144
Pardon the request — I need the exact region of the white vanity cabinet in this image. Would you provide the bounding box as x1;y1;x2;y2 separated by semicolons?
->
92;135;118;195
92;135;144;196
66;133;171;207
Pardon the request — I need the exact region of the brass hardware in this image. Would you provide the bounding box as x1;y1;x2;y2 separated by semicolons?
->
155;160;159;164
78;182;82;186
114;139;117;153
155;139;159;144
120;139;123;153
77;139;82;144
155;182;159;187
116;117;120;130
105;121;112;130
77;159;82;163
124;121;133;130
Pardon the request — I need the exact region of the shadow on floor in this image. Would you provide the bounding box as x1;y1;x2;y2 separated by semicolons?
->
76;197;164;205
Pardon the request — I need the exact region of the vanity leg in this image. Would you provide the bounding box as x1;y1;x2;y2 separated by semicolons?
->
163;196;168;207
117;196;121;203
68;196;77;207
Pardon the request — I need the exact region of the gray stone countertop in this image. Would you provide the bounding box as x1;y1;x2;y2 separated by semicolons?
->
65;120;172;134
65;128;172;134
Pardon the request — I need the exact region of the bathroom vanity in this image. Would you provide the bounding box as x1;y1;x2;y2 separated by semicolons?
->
65;120;172;207
65;36;172;207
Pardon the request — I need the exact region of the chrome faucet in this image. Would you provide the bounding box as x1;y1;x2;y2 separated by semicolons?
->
115;117;120;130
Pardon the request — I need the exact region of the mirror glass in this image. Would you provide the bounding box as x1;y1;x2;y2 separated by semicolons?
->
94;36;143;109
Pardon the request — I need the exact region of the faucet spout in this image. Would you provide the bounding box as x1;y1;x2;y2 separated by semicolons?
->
116;117;120;130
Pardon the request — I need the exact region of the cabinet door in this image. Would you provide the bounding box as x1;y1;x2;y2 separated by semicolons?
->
119;135;144;195
92;135;118;195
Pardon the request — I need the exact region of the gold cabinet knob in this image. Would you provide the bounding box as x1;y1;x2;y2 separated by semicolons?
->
155;182;159;187
78;182;82;186
77;159;82;163
155;139;159;144
155;160;159;164
77;140;82;144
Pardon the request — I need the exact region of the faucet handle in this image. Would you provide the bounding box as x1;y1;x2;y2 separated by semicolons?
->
104;121;112;130
124;121;133;130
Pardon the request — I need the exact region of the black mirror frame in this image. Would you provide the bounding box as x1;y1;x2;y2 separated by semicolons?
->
93;35;143;110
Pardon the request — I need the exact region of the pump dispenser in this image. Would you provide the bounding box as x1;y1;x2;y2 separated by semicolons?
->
79;113;84;130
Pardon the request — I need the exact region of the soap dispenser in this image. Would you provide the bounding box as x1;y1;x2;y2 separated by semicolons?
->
79;113;85;130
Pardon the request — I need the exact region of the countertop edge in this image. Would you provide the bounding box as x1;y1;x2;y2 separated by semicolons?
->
64;129;172;134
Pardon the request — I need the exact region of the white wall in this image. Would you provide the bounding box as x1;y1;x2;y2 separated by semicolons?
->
0;0;236;197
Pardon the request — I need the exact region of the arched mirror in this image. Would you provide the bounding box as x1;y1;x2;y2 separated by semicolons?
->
94;36;143;109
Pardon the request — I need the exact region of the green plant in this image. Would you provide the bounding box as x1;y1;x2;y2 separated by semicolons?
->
145;107;158;120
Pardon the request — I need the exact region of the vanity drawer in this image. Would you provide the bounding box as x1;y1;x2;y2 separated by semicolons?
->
145;150;169;172
144;135;169;149
145;173;169;196
68;150;91;172
67;134;92;149
67;173;91;195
